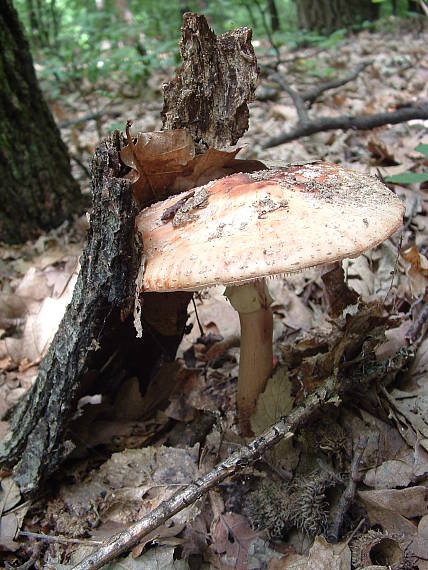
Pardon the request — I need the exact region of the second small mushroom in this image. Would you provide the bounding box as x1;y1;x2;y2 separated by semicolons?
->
137;162;404;435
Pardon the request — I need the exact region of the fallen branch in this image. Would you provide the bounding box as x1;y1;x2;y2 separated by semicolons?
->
262;103;428;148
269;72;309;125
301;61;373;105
72;374;340;569
330;434;368;542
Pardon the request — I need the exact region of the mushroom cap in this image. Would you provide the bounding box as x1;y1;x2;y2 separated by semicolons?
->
137;162;404;292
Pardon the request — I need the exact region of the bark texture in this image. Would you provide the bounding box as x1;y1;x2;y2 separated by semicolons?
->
0;0;82;244
162;12;259;149
295;0;379;33
0;133;140;493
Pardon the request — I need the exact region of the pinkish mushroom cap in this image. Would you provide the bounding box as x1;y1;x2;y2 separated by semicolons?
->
136;161;404;435
137;162;404;292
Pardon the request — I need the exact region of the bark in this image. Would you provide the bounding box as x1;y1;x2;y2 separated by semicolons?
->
162;12;259;149
295;0;379;34
0;0;82;244
0;131;192;495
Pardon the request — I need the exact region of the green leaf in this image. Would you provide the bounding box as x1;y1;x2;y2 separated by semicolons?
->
415;143;428;158
385;172;428;184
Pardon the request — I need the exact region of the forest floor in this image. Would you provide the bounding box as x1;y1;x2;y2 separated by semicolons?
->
1;18;428;570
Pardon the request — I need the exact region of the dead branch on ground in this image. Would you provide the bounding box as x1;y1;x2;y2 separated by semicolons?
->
263;64;428;147
330;434;368;542
71;375;338;570
263;99;428;147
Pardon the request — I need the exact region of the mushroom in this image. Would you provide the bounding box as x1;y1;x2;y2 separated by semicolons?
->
136;162;404;435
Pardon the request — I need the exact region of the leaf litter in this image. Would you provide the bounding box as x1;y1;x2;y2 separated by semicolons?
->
1;19;428;570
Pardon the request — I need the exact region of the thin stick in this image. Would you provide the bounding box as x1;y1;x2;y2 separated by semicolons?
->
19;530;102;546
192;296;204;337
72;375;340;569
263;103;428;148
330;435;368;542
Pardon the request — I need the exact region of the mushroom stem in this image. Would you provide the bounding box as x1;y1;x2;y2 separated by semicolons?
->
225;279;274;436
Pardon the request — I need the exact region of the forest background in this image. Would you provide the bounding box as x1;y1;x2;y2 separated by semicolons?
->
0;0;427;568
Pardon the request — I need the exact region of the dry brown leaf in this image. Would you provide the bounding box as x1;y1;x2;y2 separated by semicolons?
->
120;125;265;205
359;487;428;519
357;489;418;541
268;536;351;569
212;513;262;570
120;128;195;204
131;522;186;558
411;514;428;560
251;366;299;471
401;244;428;297
58;445;201;531
363;451;428;488
101;545;189;569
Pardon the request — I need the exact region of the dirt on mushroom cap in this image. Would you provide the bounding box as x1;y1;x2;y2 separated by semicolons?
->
137;162;405;292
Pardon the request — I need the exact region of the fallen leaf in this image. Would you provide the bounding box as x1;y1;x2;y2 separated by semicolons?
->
251;366;299;471
268;535;351;569
0;477;21;512
212;513;262;570
359;486;428;519
411;514;428;559
103;545;190;569
357;489;418;541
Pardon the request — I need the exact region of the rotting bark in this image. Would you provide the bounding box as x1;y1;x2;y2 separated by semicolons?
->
162;12;259;149
0;0;83;244
0;133;140;493
0;13;259;496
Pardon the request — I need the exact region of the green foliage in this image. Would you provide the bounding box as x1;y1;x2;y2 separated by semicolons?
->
385;172;428;184
13;0;425;101
415;143;428;158
385;144;428;185
15;0;184;98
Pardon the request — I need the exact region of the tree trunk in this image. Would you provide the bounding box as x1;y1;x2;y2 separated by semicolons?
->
0;0;82;244
295;0;379;34
267;0;280;31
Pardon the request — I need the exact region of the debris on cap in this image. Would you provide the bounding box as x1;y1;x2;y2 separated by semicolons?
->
137;162;405;292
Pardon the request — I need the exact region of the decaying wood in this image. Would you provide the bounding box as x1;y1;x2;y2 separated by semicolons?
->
0;13;259;496
162;12;259;149
0;133;140;494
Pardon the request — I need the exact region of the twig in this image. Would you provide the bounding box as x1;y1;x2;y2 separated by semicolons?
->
406;302;428;345
301;61;373;105
192;297;204;337
59;110;121;129
269;73;309;124
72;374;340;569
263;103;428;148
19;530;102;546
330;434;368;542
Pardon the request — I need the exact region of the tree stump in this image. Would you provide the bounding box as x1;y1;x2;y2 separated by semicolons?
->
0;13;259;496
